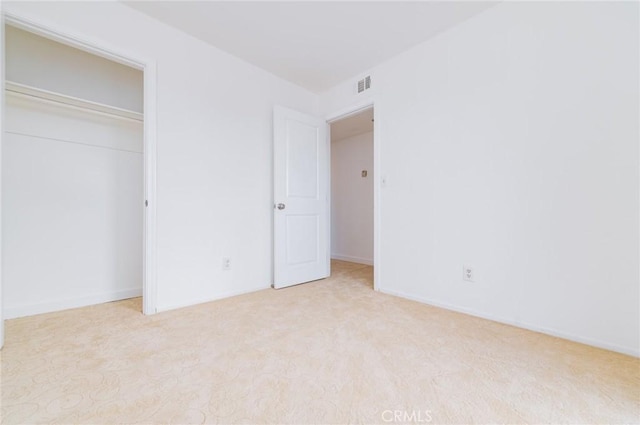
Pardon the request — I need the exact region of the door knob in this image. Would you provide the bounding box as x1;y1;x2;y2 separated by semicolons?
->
277;203;286;210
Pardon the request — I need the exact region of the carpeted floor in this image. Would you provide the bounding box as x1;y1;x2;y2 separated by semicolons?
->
1;260;638;424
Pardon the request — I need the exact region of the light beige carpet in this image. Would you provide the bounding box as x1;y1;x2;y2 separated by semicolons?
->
1;260;638;424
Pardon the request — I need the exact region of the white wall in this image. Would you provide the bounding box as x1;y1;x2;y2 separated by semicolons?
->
3;94;143;318
321;2;639;356
6;25;143;113
331;131;373;265
2;1;318;313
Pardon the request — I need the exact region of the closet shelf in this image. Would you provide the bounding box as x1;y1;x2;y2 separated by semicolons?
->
5;80;143;122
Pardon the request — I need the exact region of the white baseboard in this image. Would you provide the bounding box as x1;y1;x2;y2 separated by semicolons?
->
5;288;142;319
156;284;272;314
331;254;373;266
378;287;639;358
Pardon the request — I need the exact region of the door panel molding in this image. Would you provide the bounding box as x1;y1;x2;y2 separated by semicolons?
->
273;106;329;289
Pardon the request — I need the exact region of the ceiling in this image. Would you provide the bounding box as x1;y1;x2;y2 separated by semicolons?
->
124;1;497;93
331;108;373;142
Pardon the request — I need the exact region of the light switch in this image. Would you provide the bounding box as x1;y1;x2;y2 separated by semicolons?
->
361;170;368;177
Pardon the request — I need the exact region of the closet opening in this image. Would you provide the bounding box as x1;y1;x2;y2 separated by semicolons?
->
2;20;156;319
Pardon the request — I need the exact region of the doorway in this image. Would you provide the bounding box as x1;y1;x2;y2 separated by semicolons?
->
272;104;379;291
329;107;375;289
1;15;158;323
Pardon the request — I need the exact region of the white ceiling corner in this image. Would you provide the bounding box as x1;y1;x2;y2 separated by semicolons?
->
124;1;497;93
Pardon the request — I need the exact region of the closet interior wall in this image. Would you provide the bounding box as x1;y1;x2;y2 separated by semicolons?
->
3;25;144;318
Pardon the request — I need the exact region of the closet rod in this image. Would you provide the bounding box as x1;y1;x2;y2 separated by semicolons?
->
5;81;144;122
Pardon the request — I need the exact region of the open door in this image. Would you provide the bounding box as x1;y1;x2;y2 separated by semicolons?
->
273;106;330;289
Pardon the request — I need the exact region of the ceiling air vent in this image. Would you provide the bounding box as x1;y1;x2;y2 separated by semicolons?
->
357;75;371;93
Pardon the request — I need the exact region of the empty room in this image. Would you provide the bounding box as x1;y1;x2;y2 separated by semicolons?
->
0;1;638;424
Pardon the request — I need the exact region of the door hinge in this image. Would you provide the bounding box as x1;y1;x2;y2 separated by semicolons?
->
145;200;148;207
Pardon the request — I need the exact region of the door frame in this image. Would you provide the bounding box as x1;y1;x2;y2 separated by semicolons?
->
326;100;381;291
0;11;159;318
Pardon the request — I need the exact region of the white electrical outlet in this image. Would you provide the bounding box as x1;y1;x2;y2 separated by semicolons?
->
463;265;474;282
222;257;231;271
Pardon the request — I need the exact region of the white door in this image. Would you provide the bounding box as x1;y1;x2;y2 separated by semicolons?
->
273;106;330;289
